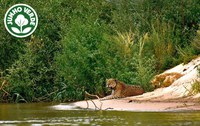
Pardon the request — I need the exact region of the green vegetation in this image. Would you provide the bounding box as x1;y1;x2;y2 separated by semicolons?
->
0;0;199;102
191;80;200;95
189;66;200;96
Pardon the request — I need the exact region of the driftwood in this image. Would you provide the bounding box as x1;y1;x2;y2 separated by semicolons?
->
84;91;102;110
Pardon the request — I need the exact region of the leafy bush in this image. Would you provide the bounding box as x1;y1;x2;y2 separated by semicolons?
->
3;0;62;102
55;23;155;101
0;1;26;71
7;36;61;102
0;0;199;102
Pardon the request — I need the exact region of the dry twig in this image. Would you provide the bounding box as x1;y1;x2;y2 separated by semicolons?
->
84;91;102;110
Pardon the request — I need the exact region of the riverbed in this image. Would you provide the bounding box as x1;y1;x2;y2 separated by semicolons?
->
1;103;200;125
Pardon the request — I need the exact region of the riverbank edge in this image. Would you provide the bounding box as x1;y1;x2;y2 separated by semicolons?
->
70;97;200;112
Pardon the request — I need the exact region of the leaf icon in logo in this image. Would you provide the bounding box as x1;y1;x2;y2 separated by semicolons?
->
22;27;31;33
11;27;20;33
15;14;29;33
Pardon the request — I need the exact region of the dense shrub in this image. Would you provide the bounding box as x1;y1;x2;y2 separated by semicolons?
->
0;1;26;71
55;22;155;101
1;0;62;102
7;37;61;102
0;0;199;102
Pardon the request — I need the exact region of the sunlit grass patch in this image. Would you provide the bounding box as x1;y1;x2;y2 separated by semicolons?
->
191;80;200;95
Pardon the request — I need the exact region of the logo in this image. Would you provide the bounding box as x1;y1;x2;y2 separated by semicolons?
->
4;4;38;38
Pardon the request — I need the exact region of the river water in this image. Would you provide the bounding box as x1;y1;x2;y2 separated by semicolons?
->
0;103;200;126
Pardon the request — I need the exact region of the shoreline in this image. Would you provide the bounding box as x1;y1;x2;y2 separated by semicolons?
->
67;57;200;112
70;98;200;112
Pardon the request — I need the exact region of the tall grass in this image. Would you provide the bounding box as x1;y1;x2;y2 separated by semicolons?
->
191;80;200;95
176;25;200;63
146;21;179;70
192;65;200;95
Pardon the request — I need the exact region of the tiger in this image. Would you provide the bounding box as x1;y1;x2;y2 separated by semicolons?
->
151;72;183;88
101;78;144;100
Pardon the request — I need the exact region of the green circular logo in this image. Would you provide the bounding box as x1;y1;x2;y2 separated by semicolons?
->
4;4;38;38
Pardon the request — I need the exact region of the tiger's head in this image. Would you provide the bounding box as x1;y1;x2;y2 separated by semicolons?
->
106;78;118;89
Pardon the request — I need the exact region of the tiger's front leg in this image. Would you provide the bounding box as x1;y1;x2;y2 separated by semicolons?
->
100;94;121;101
100;95;114;101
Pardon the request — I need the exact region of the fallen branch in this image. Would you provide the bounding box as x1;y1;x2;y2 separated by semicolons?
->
84;91;102;110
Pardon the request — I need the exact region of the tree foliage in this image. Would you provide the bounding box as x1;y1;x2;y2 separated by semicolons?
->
0;0;199;102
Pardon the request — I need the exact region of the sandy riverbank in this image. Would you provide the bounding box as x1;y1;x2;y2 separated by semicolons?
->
71;57;200;112
71;97;200;112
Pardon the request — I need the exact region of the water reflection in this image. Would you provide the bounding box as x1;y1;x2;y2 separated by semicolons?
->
0;103;200;126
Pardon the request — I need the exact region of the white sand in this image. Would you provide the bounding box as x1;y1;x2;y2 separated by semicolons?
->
72;99;200;111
